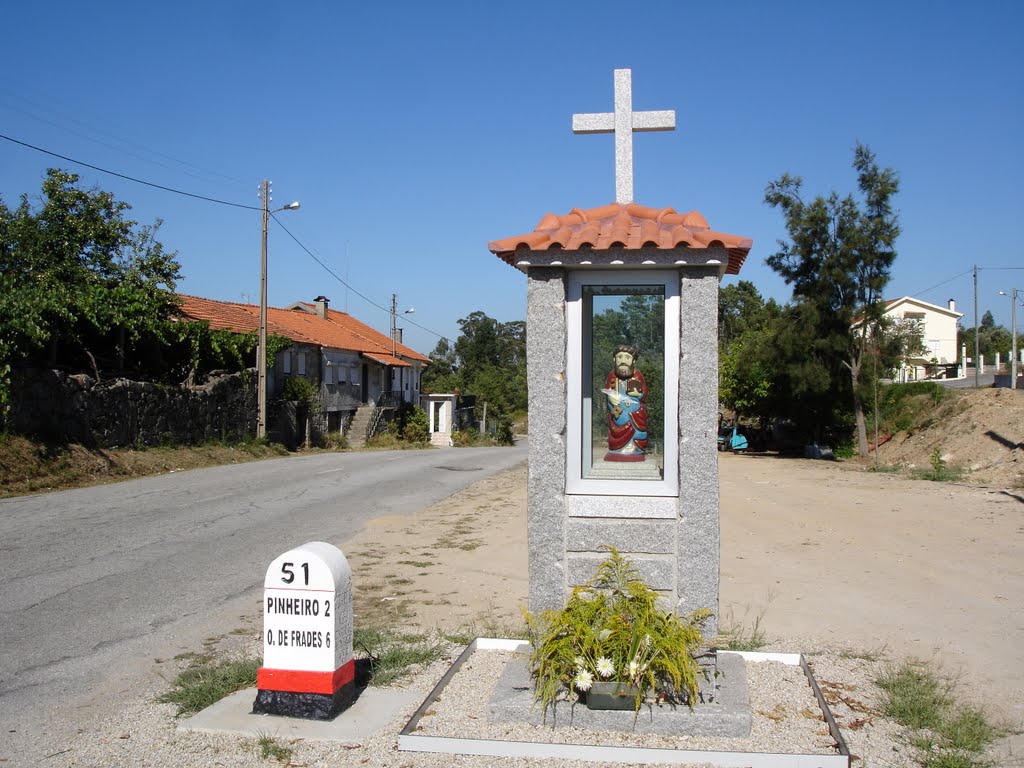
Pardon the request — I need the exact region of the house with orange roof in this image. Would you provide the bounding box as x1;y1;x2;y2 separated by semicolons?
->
177;294;429;440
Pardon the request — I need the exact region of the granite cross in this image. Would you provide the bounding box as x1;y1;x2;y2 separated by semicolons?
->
572;69;676;205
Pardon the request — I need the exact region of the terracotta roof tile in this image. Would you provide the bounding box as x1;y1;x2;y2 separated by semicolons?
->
176;295;430;364
488;202;751;275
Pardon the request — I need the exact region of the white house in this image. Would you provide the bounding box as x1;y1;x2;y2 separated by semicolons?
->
882;297;963;381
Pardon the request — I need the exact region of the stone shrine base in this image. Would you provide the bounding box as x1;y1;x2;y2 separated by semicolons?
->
487;649;751;738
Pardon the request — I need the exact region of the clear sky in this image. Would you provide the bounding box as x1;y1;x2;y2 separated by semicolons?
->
3;1;1022;355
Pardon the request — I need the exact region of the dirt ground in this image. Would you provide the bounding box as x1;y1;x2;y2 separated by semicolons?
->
873;386;1024;487
342;452;1024;739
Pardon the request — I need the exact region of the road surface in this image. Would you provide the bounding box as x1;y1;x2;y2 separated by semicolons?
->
0;443;527;750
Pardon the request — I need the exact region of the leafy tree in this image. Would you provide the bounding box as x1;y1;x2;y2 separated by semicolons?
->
718;281;780;346
958;310;1012;361
764;144;900;456
0;169;181;378
0;169;183;424
420;311;528;424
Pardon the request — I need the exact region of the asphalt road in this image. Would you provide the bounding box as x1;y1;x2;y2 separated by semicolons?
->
0;442;527;743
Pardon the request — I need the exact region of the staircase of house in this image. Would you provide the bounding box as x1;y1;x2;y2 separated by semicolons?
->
345;404;375;448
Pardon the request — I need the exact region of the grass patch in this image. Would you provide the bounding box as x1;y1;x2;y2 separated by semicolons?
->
876;660;1000;767
914;448;966;483
441;616;530;646
838;644;887;662
716;604;770;651
0;434;290;498
158;656;259;716
397;560;434;568
353;626;447;686
867;462;902;474
256;732;294;763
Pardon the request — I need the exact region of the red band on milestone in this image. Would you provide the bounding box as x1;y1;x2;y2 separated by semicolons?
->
257;659;354;694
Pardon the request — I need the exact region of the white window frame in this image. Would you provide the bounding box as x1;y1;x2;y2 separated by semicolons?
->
566;270;679;497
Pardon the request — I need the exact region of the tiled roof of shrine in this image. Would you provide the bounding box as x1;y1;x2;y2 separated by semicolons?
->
488;202;751;274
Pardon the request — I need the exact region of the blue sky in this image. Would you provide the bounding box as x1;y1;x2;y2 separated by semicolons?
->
3;1;1022;355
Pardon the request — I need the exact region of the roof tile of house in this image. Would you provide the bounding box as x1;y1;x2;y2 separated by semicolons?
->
176;295;429;365
488;202;752;274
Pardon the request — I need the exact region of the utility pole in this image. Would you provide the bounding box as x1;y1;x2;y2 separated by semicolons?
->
974;265;979;389
390;293;398;358
256;181;300;440
1002;288;1019;390
258;180;270;439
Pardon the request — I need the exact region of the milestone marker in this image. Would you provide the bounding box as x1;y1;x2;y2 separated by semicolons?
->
572;68;676;204
252;541;355;720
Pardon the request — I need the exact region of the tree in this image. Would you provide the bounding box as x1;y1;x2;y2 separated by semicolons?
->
718;281;780;346
0;169;181;377
958;310;1012;361
764;144;900;456
420;311;528;422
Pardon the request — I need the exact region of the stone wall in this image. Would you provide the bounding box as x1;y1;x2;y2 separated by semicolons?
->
9;367;256;447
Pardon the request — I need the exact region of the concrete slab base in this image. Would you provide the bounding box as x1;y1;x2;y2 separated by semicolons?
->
177;686;417;741
487;649;751;737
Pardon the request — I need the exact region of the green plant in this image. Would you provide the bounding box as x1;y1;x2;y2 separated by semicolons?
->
353;626;447;686
833;440;855;459
876;661;1000;768
525;547;711;716
157;655;259;716
322;431;349;450
256;732;294;763
916;447;965;482
280;375;317;404
396;403;429;443
716;604;770;651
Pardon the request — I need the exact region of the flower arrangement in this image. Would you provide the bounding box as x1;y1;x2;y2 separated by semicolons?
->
525;546;712;716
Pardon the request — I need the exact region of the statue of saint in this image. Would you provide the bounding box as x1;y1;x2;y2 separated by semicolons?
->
601;344;648;462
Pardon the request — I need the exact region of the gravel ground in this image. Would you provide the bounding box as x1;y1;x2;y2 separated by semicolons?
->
14;633;994;768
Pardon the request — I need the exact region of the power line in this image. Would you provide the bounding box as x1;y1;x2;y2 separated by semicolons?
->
2;131;446;342
270;214;444;340
0;132;259;211
0;91;248;187
910;268;974;299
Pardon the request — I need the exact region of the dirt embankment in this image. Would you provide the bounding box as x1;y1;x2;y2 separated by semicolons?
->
872;387;1024;488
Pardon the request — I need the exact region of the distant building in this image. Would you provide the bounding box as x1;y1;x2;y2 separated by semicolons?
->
882;297;963;381
177;294;429;438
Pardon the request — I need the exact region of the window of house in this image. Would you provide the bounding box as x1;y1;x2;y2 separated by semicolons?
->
282;352;291;375
297;352;306;376
566;270;679;496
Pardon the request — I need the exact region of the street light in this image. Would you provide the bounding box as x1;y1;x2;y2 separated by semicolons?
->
258;179;300;439
998;289;1019;390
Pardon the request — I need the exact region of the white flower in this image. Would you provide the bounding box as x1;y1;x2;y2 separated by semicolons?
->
596;657;615;678
574;669;594;691
628;660;640;679
643;633;652;648
574;656;588;671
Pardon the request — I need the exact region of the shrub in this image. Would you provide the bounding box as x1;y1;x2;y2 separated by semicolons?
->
280;376;317;404
525;547;711;717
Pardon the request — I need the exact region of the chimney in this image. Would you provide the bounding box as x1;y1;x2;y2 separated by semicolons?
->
313;295;330;319
393;328;403;344
948;298;956;312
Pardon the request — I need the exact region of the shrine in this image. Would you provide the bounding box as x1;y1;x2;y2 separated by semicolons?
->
488;69;753;640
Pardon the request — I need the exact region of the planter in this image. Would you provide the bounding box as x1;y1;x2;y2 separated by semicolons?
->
585;682;640;711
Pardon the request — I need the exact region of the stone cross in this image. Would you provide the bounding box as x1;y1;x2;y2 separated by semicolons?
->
572;68;676;204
